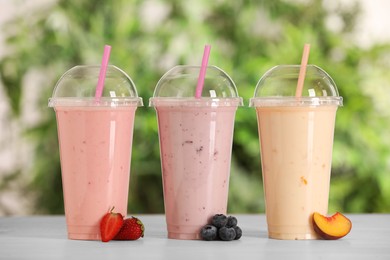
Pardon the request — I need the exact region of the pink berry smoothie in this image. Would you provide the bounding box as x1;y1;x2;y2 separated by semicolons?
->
154;99;238;240
54;106;137;240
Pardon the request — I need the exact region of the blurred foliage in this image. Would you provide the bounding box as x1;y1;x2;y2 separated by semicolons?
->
1;0;389;214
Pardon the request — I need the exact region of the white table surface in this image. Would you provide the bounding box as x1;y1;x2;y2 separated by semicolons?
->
0;214;389;260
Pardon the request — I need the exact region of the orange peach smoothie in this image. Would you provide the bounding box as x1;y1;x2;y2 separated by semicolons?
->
155;100;238;239
256;105;338;240
54;106;137;240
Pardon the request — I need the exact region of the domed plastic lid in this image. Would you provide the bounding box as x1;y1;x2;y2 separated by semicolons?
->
149;65;243;107
249;65;343;107
48;65;143;107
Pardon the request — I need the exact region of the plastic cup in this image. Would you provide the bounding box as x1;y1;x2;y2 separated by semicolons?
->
48;65;143;240
149;65;243;240
249;65;343;240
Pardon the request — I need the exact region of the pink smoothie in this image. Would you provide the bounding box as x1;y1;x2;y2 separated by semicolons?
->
54;106;137;240
256;105;338;239
154;100;238;239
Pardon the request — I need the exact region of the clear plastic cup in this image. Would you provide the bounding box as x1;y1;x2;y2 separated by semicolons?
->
150;65;242;240
250;65;342;240
49;65;143;240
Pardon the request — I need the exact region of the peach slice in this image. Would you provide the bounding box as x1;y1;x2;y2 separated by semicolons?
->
312;212;352;240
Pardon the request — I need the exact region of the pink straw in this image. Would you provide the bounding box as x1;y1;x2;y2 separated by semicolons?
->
94;45;112;100
295;43;311;97
195;45;211;98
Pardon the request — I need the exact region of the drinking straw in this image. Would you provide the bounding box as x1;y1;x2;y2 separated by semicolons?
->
195;45;211;98
94;44;112;100
295;43;311;97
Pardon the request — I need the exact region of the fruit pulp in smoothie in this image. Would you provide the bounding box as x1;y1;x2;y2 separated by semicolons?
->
155;102;237;240
55;106;137;240
256;105;338;240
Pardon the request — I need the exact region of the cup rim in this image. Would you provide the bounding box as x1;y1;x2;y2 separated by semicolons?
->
48;96;143;107
149;97;243;107
249;96;343;107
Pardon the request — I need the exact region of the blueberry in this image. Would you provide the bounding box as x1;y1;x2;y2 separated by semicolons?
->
226;216;237;227
233;226;242;240
212;214;228;228
200;225;218;241
218;226;236;241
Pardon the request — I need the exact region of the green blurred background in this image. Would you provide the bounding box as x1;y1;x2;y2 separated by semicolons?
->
0;0;389;215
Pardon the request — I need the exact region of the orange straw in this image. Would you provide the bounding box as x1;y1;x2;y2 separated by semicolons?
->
195;45;211;99
295;43;311;97
95;45;112;100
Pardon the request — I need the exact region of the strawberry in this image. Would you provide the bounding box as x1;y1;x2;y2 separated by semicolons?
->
100;207;124;242
114;217;144;240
